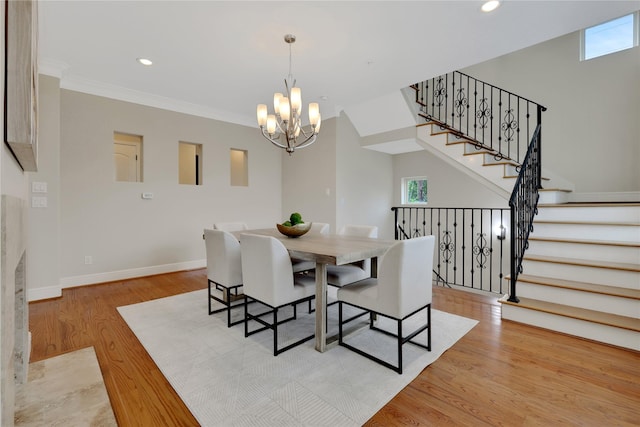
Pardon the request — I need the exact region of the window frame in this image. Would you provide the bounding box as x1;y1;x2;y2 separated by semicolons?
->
401;176;428;205
581;11;639;61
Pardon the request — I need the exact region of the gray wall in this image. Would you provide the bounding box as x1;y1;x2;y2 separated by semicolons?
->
462;30;640;194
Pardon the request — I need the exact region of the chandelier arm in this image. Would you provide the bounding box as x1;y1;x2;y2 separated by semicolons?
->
261;128;287;149
293;133;317;150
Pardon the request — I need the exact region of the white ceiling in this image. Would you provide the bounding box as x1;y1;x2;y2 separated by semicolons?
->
38;1;640;129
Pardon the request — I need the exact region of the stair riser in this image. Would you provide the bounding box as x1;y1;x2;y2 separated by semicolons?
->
501;304;639;351
538;191;570;205
522;259;639;289
530;223;640;243
536;206;640;223
527;241;640;264
516;282;639;319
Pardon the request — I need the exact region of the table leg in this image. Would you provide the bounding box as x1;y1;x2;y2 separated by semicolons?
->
314;262;328;352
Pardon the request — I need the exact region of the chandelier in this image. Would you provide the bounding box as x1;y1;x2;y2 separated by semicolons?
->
256;34;321;154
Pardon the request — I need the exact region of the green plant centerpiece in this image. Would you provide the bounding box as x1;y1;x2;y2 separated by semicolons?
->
277;212;312;237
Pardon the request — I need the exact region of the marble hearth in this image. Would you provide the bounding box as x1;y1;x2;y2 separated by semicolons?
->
1;195;29;425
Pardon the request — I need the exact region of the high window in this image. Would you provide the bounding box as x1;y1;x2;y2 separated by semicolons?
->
582;12;638;61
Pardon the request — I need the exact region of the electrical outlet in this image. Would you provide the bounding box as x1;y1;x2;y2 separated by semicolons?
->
84;256;93;265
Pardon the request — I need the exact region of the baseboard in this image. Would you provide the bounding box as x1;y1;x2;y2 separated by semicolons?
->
28;285;62;302
568;191;640;203
35;259;207;301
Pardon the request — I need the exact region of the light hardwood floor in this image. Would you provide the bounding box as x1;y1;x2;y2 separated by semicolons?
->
28;269;639;426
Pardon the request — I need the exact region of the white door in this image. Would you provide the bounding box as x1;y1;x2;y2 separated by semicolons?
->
114;141;141;182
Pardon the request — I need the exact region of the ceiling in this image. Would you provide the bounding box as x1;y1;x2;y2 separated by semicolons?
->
38;1;640;130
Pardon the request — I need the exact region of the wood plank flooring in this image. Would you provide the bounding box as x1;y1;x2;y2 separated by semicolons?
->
28;269;640;426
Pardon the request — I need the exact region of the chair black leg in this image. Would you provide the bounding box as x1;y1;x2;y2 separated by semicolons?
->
273;307;278;356
397;319;403;375
244;296;250;337
208;280;212;315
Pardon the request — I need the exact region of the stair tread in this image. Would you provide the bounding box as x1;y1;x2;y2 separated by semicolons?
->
528;235;640;248
523;254;640;272
508;274;640;299
534;219;640;226
539;188;572;193
538;202;640;207
499;296;640;332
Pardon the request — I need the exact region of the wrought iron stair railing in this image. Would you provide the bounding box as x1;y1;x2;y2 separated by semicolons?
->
410;71;546;301
412;71;546;166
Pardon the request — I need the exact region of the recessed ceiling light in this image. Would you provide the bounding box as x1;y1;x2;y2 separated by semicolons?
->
136;58;153;66
481;1;500;12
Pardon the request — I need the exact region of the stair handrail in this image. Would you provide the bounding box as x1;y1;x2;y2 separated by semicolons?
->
412;71;548;302
412;71;546;166
507;120;543;302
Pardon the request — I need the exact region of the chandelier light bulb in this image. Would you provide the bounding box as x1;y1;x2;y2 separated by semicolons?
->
279;97;291;121
290;87;302;112
257;104;268;127
273;93;283;114
266;115;277;135
308;102;319;125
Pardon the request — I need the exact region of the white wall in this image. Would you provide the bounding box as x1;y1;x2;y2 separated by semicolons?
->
392;150;508;208
462;29;640;194
56;89;282;290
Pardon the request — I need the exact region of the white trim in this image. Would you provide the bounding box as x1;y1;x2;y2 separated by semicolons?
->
54;75;256;128
58;259;206;291
568;191;640;203
28;285;62;302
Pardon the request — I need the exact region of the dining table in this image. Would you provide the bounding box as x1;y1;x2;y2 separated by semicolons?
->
233;227;396;352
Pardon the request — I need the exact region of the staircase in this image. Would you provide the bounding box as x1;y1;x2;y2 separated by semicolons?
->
410;71;639;351
499;203;640;351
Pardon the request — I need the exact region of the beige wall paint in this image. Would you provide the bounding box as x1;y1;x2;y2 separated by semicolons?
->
336;112;394;240
280;118;337;230
26;75;61;297
462;30;640;193
58;90;282;281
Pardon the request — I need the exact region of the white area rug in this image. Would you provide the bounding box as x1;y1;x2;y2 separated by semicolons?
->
118;289;477;426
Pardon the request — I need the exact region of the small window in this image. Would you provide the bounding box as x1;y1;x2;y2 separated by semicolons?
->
402;176;427;204
582;12;638;60
230;149;248;187
179;142;202;185
114;132;143;182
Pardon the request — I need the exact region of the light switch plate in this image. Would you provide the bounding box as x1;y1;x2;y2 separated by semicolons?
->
32;196;47;208
32;181;47;193
141;192;154;199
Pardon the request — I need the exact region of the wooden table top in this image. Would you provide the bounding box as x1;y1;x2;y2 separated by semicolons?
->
233;228;395;265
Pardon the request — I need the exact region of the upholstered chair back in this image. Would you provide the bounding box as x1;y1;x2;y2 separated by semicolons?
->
214;222;248;232
204;229;242;287
377;235;435;318
240;234;296;307
338;224;378;272
310;222;330;235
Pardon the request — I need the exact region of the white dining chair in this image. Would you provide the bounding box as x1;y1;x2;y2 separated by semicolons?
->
214;222;248;232
291;222;330;273
204;229;245;327
240;233;316;356
337;235;435;374
325;224;378;287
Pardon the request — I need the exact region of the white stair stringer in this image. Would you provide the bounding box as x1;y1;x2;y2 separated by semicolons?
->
416;124;510;199
500;203;640;351
416;123;575;201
